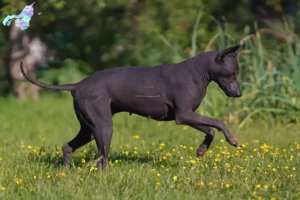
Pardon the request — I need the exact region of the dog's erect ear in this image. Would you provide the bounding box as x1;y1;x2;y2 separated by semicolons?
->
215;43;245;63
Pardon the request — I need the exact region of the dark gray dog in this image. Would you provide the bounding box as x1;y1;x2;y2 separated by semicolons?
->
20;43;244;170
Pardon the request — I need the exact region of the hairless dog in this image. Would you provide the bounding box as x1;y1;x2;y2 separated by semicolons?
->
20;43;244;170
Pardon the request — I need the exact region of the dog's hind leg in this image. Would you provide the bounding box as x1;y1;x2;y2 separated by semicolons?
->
62;125;93;168
191;126;215;157
93;120;113;170
62;107;94;168
78;97;113;170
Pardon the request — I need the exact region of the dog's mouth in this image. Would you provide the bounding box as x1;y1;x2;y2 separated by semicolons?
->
218;84;241;98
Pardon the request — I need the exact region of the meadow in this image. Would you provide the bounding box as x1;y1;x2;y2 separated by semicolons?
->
0;96;299;200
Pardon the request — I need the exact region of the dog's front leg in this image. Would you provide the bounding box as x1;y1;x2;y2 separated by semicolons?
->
190;126;215;157
175;111;240;147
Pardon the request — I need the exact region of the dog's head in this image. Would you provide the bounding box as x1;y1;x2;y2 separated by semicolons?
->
210;43;245;98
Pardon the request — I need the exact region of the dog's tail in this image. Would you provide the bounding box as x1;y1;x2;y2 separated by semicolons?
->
20;61;76;91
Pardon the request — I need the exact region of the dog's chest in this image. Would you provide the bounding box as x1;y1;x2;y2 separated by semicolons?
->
188;83;207;111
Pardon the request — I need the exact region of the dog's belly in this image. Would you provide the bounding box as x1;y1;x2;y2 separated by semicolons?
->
133;104;175;121
111;97;175;121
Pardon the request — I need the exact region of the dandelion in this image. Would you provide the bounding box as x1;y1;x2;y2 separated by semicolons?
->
33;175;37;179
256;184;261;189
156;180;160;186
220;139;224;143
80;178;84;182
42;137;46;142
81;158;86;163
173;176;177;181
190;160;196;165
90;166;98;172
225;184;230;189
132;135;139;139
197;181;205;187
257;196;262;200
1;187;5;191
292;167;296;171
272;185;277;191
157;173;161;177
15;178;22;185
183;126;188;131
0;157;2;161
263;185;269;190
60;172;66;177
271;197;276;200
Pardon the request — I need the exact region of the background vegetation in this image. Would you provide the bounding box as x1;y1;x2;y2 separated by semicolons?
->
0;0;299;124
0;1;299;199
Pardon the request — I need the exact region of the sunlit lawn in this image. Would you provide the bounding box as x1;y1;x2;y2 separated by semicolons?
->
0;96;299;200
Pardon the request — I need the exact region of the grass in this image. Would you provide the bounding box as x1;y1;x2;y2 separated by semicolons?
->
0;95;299;200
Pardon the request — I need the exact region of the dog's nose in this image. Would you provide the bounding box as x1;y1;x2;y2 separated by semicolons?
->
235;90;242;97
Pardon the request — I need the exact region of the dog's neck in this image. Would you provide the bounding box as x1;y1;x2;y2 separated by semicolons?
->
191;51;217;88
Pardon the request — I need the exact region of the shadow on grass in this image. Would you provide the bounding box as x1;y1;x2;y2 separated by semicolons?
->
25;149;179;169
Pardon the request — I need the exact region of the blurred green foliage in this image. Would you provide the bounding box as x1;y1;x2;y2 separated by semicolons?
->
0;0;299;125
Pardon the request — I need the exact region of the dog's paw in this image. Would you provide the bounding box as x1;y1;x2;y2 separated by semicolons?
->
227;137;240;148
196;145;208;158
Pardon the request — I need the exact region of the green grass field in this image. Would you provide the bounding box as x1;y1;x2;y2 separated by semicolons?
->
0;96;299;200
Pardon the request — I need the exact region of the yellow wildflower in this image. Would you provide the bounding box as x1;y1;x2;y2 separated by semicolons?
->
15;178;22;185
132;135;139;139
257;196;262;200
190;160;196;165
